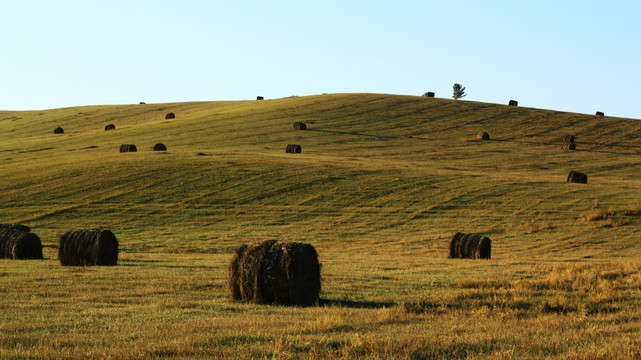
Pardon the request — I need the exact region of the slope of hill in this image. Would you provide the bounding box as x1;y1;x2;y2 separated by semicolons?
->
1;93;641;358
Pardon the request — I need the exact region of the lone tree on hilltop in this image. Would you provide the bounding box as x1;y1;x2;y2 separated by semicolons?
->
452;83;466;100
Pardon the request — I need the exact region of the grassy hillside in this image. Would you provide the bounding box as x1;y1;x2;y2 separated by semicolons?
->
1;94;641;359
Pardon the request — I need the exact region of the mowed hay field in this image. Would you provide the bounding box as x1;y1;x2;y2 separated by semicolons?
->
1;93;641;359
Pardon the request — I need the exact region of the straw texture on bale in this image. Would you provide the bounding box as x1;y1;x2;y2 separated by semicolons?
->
120;144;137;153
165;112;175;119
0;223;31;232
229;240;321;306
448;232;491;259
426;92;435;97
58;229;118;266
293;122;307;130
105;124;116;131
153;143;167;151
562;142;576;150
508;100;518;106
0;228;43;260
596;111;604;116
256;96;264;100
562;134;575;144
53;127;64;134
477;132;490;140
567;170;588;184
286;144;302;154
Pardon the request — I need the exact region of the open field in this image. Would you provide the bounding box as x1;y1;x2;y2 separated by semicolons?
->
1;93;641;359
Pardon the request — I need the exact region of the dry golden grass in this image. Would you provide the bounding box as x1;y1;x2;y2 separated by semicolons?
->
1;93;641;358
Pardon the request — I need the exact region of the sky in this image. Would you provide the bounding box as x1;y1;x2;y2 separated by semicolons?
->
1;1;640;119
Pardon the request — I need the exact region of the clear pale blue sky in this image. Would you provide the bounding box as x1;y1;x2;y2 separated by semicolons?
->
1;1;640;119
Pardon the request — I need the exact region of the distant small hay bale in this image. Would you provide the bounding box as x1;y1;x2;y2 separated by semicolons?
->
508;100;518;106
165;112;175;119
448;232;491;260
562;134;575;144
119;144;137;153
58;229;118;266
567;170;588;184
286;144;302;153
229;240;321;306
256;96;264;100
426;92;435;98
53;127;64;134
477;132;490;140
105;124;116;131
153;143;167;151
596;111;604;116
139;102;146;104
0;228;43;260
562;142;576;150
0;223;31;232
293;122;307;130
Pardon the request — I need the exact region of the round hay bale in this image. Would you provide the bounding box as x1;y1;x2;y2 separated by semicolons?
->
477;131;490;140
286;144;302;154
567;170;587;184
0;228;43;260
165;112;175;119
58;229;118;266
562;134;575;144
0;223;31;232
508;100;518;106
562;142;576;150
153;143;167;151
105;124;116;131
256;96;264;100
293;122;307;130
426;92;435;98
448;232;491;259
53;127;64;134
230;240;321;306
120;144;137;153
595;111;604;116
139;102;146;104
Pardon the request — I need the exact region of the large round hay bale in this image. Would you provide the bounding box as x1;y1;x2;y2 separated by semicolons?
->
477;131;490;140
229;240;321;306
165;112;175;119
53;127;64;134
58;229;118;266
153;143;167;151
256;96;264;100
286;144;302;154
567;170;587;184
120;144;137;153
595;111;604;116
293;122;307;130
426;92;435;98
0;228;43;260
0;223;31;232
105;124;116;131
508;100;518;106
448;232;491;259
562;142;576;150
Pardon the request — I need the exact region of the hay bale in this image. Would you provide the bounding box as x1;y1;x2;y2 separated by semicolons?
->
562;134;575;144
165;112;175;119
567;170;587;184
229;240;321;306
477;131;490;140
448;232;491;259
426;92;435;98
596;111;604;116
286;144;302;153
153;143;167;151
508;100;518;106
256;96;264;100
53;127;64;134
293;122;307;130
105;124;116;131
0;228;43;260
120;144;137;153
139;102;146;104
0;223;31;232
58;229;118;266
562;142;576;150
